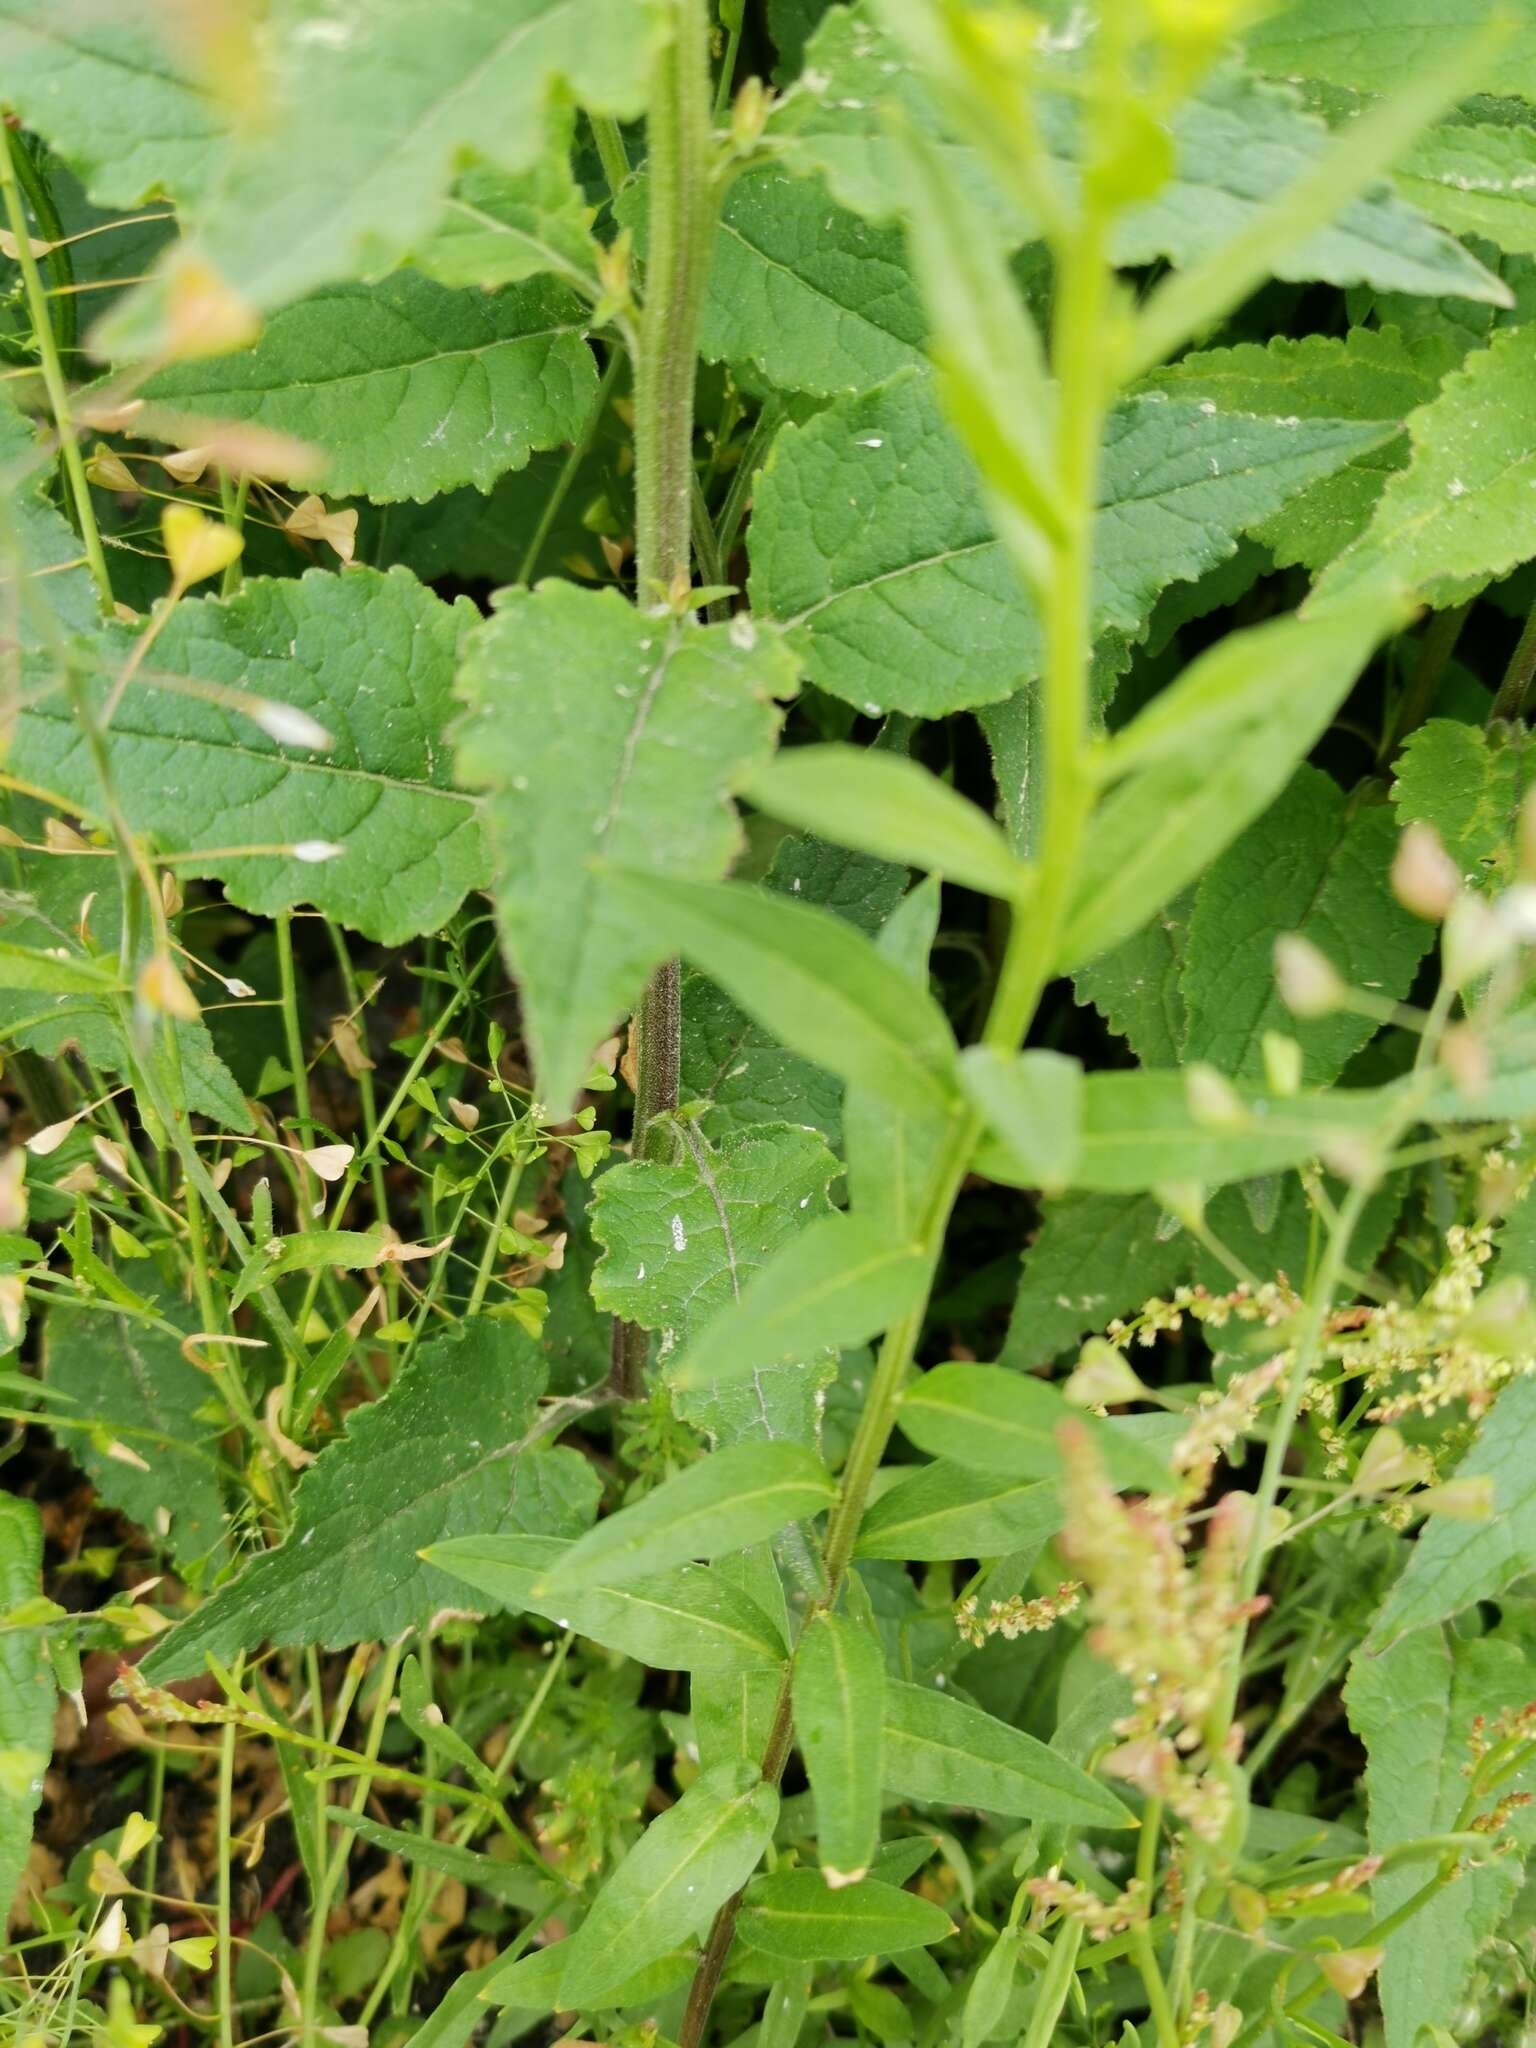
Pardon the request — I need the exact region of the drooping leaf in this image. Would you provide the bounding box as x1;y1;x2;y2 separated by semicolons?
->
605;873;962;1118
1393;717;1535;888
424;1532;788;1672
45;1303;228;1570
680;835;907;1148
1347;1624;1536;2047
141;1320;577;1679
1000;1193;1189;1371
1371;1375;1536;1646
535;1443;834;1596
739;1870;951;1960
99;0;668;345
896;1362;1170;1495
1317;321;1536;606
141;271;600;503
12;567;484;947
1181;767;1430;1084
882;1678;1131;1828
1061;594;1400;969
792;1610;885;1885
553;1762;780;2009
854;1462;1062;1562
0;1495;53;1923
748;370;1389;715
456;586;793;1114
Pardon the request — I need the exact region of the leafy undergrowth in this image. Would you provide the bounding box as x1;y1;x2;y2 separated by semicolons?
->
3;3;1536;2048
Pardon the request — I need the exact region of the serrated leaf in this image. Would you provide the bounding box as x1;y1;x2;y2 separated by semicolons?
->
425;1532;788;1671
854;1462;1061;1562
1393;717;1535;887
897;1362;1170;1496
1317;321;1536;606
670;1212;931;1401
99;0;667;346
45;1303;228;1570
1182;767;1430;1084
536;1442;834;1596
1371;1375;1536;1646
0;1495;54;1923
882;1678;1131;1828
1062;596;1399;969
1145;327;1456;573
1396;121;1536;256
559;1762;780;2007
681;835;907;1148
0;395;102;636
140;271;600;503
740;1870;950;1959
0;0;221;208
605;873;961;1118
141;1320;575;1679
1347;1625;1536;2047
456;586;792;1114
12;567;484;947
792;1610;885;1884
1000;1193;1190;1371
1073;893;1192;1068
748;370;1389;715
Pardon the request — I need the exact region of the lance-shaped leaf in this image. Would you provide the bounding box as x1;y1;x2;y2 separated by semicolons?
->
591;1121;839;1449
792;1610;886;1884
141;271;600;503
670;1212;932;1399
426;1532;788;1673
535;1442;834;1597
854;1463;1062;1562
97;0;667;347
456;587;794;1114
0;1496;53;1922
604;873;962;1118
740;1870;951;1960
0;0;222;207
12;567;485;947
141;1321;580;1680
554;1763;780;2009
898;1362;1170;1496
882;1679;1131;1828
748;370;1391;715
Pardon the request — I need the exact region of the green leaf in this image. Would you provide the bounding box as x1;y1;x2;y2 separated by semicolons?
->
535;1443;834;1596
744;745;1026;901
1371;1374;1536;1646
681;835;907;1148
0;1495;53;1924
896;1362;1171;1496
327;1811;538;1906
605;873;961;1119
1396;121;1536;256
1181;767;1431;1085
669;1213;932;1401
882;1678;1131;1828
792;1610;886;1885
0;394;102;636
425;1532;788;1672
140;1320;577;1679
1347;1625;1536;2047
99;0;667;344
748;370;1388;716
12;567;484;947
410;115;598;295
0;0;221;207
1317;321;1536;606
1246;1;1536;99
140;271;600;503
45;1303;228;1570
1073;894;1192;1068
958;1048;1082;1194
230;1228;392;1312
739;1870;951;1960
1144;327;1456;573
854;1463;1062;1562
0;941;121;995
557;1761;780;2008
456;586;793;1114
1061;595;1399;969
1393;717;1535;887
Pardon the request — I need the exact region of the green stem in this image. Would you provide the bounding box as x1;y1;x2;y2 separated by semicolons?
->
1491;595;1536;725
588;114;632;202
0;122;112;611
712;3;745;121
216;1655;246;2048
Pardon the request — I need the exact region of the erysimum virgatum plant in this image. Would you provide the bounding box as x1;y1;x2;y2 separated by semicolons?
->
6;2;1536;2046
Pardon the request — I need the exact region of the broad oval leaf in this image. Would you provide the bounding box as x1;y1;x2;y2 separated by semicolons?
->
739;1869;951;1960
792;1610;886;1885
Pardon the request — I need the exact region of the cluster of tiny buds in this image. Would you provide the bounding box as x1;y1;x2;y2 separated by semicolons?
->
954;1581;1083;1647
1024;1868;1149;1940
